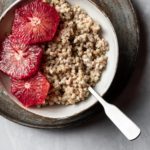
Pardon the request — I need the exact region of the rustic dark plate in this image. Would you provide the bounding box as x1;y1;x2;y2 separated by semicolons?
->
0;0;139;128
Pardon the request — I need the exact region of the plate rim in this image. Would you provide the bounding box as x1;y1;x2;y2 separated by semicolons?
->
0;0;140;128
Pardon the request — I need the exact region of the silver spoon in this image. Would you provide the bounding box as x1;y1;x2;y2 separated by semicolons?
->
89;87;141;141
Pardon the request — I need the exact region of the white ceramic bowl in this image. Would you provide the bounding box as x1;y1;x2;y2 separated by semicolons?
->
0;0;119;119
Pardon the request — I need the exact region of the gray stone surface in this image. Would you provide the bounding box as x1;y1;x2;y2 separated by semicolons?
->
0;0;150;149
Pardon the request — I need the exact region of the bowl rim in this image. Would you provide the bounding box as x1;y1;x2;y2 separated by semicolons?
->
0;0;119;120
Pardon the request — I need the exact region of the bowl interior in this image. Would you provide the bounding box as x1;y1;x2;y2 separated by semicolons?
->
0;0;118;119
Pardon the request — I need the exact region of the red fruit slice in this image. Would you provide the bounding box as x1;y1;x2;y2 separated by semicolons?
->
11;72;50;107
12;0;60;44
0;36;43;79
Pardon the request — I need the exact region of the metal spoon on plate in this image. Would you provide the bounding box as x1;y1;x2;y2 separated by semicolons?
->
89;87;141;141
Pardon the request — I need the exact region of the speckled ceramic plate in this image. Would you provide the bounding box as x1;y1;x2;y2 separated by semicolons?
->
0;0;139;128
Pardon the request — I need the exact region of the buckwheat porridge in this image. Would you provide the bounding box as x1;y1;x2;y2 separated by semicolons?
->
42;0;109;105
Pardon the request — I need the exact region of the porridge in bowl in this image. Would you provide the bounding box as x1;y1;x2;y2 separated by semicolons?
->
0;0;108;107
43;0;108;105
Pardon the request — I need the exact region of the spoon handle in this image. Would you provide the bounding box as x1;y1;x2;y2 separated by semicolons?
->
88;87;141;141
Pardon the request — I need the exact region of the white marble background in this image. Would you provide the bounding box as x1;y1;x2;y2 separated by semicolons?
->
0;0;150;149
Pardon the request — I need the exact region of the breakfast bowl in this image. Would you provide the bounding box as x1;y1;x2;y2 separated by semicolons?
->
0;0;119;127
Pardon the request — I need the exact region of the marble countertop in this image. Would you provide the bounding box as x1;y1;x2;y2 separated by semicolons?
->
0;0;150;149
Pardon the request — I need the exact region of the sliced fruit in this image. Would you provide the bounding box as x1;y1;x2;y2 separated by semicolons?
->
11;72;50;107
12;0;60;44
0;36;43;79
